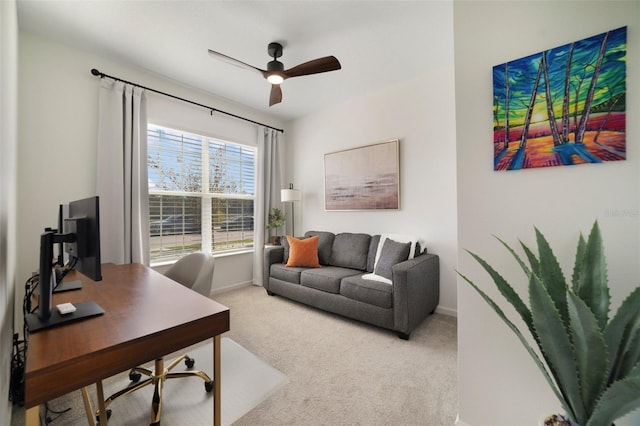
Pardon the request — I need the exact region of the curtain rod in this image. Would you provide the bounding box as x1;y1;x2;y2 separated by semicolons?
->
90;68;284;133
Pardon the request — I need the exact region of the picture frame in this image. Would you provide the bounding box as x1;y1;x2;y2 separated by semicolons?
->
324;139;400;211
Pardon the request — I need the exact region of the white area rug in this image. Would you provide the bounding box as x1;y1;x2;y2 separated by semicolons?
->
49;337;288;426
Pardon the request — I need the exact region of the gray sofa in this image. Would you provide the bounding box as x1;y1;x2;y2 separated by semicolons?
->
263;231;439;339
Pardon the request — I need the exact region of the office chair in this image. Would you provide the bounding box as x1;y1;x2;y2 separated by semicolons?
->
98;251;216;425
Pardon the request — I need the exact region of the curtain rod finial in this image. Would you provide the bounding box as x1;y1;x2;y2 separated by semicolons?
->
91;68;101;77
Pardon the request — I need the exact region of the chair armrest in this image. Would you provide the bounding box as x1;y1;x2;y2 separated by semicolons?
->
263;245;284;288
392;253;440;335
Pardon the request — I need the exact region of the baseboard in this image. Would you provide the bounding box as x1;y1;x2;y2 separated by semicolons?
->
436;305;457;317
211;281;254;295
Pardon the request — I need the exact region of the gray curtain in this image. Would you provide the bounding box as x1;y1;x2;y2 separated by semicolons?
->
96;79;150;265
253;127;284;285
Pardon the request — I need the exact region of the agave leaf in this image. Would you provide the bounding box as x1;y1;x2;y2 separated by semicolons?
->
496;236;532;277
535;227;570;326
619;333;640;382
464;250;532;330
566;290;608;413
605;286;640;381
586;371;640;426
628;362;640;378
571;233;587;293
457;271;569;413
574;222;609;330
530;272;585;423
520;239;541;278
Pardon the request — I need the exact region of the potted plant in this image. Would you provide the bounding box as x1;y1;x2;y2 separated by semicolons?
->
266;207;286;245
458;221;640;426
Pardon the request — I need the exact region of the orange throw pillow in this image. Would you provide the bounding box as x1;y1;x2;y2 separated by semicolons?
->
286;235;321;268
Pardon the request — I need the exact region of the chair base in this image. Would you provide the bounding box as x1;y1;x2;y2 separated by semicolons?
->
97;354;214;425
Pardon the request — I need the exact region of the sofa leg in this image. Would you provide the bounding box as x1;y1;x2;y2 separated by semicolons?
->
398;332;410;340
266;290;275;296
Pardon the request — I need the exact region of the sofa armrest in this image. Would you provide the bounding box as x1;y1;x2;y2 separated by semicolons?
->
263;245;284;288
391;253;440;335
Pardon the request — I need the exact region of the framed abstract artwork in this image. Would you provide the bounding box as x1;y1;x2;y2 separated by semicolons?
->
493;26;626;171
324;139;399;211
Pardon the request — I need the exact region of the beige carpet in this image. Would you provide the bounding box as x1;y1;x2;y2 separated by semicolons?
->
215;285;458;425
13;284;457;425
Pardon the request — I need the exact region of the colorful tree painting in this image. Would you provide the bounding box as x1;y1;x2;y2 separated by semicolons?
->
493;27;626;171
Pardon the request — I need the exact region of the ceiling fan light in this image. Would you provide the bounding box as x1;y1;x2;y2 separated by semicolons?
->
267;74;284;85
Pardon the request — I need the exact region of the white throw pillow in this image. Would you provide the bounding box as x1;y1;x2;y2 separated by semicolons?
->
362;272;392;285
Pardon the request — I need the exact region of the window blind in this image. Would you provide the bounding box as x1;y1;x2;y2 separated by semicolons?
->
148;124;256;263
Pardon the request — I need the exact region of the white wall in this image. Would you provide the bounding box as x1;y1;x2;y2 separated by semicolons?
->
1;1;18;423
285;24;458;314
16;32;283;325
455;1;639;425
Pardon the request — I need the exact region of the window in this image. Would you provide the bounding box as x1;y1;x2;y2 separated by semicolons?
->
148;124;256;263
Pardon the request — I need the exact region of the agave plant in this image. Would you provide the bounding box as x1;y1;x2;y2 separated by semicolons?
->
458;221;640;426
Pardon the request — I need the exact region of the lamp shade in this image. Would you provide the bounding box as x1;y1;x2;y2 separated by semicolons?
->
281;188;301;202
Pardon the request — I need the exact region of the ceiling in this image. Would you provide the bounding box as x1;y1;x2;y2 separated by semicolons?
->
16;1;452;122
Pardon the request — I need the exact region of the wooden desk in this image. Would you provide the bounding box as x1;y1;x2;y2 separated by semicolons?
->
24;263;230;425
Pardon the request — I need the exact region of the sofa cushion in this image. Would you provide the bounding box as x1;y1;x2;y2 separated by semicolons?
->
329;233;371;270
286;235;321;268
366;235;381;273
300;266;362;294
270;263;305;284
340;274;393;309
374;238;411;280
304;231;335;265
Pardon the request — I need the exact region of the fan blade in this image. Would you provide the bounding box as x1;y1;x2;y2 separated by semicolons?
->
282;56;341;79
208;49;268;77
269;84;283;106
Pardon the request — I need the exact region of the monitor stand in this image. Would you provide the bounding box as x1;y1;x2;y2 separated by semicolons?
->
54;280;82;293
25;301;104;332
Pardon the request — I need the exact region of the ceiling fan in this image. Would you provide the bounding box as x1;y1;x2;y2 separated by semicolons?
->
208;42;341;107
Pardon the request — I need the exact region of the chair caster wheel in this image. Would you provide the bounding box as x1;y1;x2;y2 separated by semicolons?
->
205;381;214;392
185;357;195;369
129;372;142;383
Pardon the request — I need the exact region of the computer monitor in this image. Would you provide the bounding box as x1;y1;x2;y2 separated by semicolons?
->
65;196;102;281
25;196;104;332
51;203;79;292
55;203;69;268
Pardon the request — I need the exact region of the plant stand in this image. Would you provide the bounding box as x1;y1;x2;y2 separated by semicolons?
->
270;236;282;246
